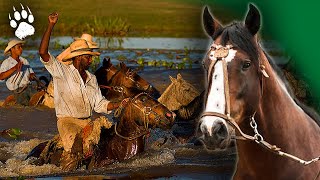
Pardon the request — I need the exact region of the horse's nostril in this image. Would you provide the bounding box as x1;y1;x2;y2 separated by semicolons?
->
212;122;227;138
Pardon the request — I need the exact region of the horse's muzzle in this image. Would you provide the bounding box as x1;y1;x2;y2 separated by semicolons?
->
198;117;231;149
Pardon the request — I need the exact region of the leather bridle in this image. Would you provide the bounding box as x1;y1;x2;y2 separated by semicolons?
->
200;43;320;166
113;92;163;141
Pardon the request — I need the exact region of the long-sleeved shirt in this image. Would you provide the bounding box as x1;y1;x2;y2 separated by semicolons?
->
0;56;34;91
40;53;111;118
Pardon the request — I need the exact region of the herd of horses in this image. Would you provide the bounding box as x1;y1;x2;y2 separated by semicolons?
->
16;4;320;179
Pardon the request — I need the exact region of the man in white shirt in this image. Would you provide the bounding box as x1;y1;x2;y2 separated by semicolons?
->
0;39;37;105
39;12;123;171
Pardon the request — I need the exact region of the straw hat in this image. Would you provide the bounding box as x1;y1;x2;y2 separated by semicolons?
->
57;33;99;62
74;33;98;49
4;39;25;55
62;39;100;61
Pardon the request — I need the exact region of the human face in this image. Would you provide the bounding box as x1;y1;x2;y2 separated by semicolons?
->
80;54;93;70
10;43;23;57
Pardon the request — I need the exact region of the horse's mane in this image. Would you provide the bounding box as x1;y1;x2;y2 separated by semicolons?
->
261;49;320;126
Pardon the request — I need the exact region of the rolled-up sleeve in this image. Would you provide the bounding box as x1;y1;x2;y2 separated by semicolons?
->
40;53;65;78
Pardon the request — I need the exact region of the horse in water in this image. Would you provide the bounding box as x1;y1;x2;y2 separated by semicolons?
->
198;4;320;179
28;91;175;169
95;58;161;100
89;92;174;168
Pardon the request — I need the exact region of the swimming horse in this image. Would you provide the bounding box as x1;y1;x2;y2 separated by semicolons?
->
88;92;175;168
198;4;320;179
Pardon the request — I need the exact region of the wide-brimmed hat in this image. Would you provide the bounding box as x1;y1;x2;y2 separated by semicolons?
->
4;39;25;55
62;39;100;61
74;33;98;49
57;33;99;62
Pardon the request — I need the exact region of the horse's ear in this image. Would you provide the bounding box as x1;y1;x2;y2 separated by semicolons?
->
203;6;222;39
103;57;111;67
177;73;183;80
245;4;261;36
120;62;127;70
169;75;176;82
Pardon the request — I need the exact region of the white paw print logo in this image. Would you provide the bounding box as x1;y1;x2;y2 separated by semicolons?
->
9;4;35;40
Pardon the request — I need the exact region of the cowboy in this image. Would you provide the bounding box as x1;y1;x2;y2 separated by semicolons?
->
39;12;122;171
41;34;99;108
0;39;37;106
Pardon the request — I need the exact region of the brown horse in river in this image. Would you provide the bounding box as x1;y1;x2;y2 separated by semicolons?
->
95;58;161;100
199;4;320;179
89;92;174;168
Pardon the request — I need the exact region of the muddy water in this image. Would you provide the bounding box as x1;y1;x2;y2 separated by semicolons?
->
0;48;237;179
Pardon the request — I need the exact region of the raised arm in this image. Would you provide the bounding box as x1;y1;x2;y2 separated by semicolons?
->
39;12;59;62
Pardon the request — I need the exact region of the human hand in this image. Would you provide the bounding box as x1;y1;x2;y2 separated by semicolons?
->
15;61;23;71
48;12;58;25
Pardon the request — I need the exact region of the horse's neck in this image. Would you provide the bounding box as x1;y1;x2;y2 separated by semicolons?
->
256;51;320;141
118;106;145;136
236;51;320;176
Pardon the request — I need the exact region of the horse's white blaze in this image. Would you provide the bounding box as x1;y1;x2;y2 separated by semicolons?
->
201;47;237;136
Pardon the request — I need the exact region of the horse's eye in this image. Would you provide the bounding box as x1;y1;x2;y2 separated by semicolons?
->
242;60;251;70
141;96;147;102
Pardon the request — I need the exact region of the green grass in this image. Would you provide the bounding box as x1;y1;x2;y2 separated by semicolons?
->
0;0;236;38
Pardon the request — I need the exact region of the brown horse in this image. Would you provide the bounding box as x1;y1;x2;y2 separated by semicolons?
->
27;92;175;169
94;58;119;97
199;4;320;179
119;62;161;99
95;58;160;100
101;63;143;102
88;92;175;168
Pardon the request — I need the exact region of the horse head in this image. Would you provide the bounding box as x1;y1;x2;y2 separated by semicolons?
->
199;4;266;150
95;58;119;97
120;62;161;99
116;93;175;137
158;73;200;111
95;57;118;86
